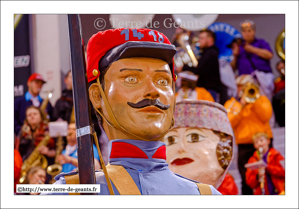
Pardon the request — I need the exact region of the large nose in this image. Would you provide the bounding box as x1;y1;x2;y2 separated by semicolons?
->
143;80;160;100
177;139;186;154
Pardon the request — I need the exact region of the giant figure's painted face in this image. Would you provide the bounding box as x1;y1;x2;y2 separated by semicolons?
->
97;57;175;140
164;100;234;187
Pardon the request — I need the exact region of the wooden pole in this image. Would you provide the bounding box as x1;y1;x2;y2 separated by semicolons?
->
67;14;96;192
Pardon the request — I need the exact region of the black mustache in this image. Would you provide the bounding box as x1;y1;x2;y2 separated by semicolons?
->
127;99;170;110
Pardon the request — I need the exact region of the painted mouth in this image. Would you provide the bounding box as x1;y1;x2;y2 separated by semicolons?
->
138;106;164;114
171;158;194;166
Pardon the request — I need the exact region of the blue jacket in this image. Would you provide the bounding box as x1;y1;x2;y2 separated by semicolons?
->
42;139;221;195
14;91;53;135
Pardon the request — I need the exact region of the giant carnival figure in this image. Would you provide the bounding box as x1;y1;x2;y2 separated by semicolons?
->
43;17;221;195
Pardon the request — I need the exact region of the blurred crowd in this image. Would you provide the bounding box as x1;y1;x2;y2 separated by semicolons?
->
14;19;285;195
14;71;108;194
172;19;285;195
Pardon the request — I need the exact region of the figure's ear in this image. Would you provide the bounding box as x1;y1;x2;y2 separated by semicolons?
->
89;83;102;109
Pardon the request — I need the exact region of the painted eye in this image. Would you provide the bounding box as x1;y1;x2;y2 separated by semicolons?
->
125;76;138;84
164;136;178;146
157;78;168;86
186;133;205;143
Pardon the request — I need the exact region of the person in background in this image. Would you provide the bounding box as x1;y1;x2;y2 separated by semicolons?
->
52;70;73;122
18;166;47;195
55;122;101;173
176;29;222;103
27;166;46;184
18;106;56;161
170;26;194;48
18;106;56;184
175;71;214;102
230;19;274;101
273;60;285;94
272;60;285;127
14;73;53;135
245;132;285;195
18;106;56;160
224;74;273;195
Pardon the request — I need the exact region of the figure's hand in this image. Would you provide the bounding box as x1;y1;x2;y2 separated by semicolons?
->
243;43;255;53
56;154;69;165
38;145;49;155
65;156;73;164
232;43;240;56
38;145;56;157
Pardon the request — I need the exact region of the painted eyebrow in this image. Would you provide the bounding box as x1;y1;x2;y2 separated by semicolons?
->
119;68;143;72
154;69;171;74
185;128;205;134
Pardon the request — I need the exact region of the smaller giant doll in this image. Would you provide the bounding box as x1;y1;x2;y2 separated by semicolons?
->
165;100;234;188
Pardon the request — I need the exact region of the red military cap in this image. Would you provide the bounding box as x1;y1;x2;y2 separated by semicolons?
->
27;73;46;83
86;28;177;83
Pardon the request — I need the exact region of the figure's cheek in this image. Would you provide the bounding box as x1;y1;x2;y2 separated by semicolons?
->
193;147;206;160
159;88;174;99
167;91;175;102
112;103;127;116
166;146;176;158
106;82;117;97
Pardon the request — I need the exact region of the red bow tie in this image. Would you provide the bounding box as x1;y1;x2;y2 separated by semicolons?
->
110;142;166;160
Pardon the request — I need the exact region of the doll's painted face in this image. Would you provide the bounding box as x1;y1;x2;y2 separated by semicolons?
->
165;127;228;187
97;57;175;140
